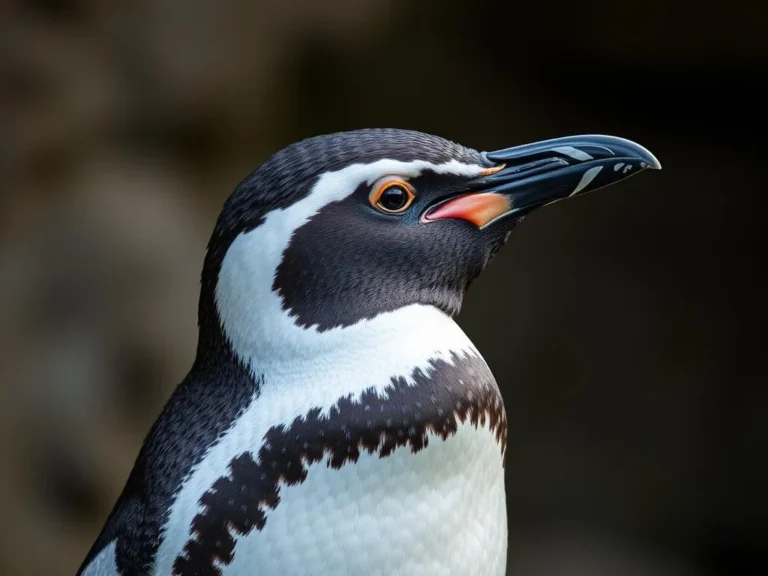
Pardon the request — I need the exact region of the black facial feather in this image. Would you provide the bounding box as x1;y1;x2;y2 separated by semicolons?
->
173;351;506;575
274;171;513;330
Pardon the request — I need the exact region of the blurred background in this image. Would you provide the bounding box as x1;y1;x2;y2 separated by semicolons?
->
2;0;767;574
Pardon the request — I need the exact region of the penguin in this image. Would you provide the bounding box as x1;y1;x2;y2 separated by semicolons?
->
78;129;660;576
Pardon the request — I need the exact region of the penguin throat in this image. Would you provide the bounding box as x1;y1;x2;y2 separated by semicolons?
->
214;287;478;395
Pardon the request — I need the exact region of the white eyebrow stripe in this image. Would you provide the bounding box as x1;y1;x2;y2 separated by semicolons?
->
362;158;488;186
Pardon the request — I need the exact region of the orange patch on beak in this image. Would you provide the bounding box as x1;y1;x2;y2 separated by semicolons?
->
424;193;512;228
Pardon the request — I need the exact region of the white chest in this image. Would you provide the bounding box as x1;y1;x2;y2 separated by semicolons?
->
223;418;507;576
153;347;506;575
149;302;507;576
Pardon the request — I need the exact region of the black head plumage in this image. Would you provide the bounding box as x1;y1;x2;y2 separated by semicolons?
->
197;128;514;353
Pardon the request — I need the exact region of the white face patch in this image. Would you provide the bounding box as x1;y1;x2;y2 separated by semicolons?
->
214;157;487;370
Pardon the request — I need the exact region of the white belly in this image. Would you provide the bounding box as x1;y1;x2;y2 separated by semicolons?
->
223;420;507;576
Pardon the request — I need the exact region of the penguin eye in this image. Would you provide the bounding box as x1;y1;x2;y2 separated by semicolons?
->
369;178;416;214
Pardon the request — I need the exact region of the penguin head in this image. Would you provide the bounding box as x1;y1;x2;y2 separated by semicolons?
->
200;129;659;357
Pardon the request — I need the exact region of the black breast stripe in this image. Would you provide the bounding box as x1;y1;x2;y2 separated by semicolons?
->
173;351;507;575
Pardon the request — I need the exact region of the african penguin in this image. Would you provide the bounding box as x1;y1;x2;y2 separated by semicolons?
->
78;128;660;576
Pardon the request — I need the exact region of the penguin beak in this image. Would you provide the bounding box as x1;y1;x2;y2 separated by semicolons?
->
422;135;661;228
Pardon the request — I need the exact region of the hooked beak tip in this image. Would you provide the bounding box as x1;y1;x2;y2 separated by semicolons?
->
480;134;662;213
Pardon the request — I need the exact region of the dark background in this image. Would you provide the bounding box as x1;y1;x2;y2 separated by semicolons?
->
2;0;766;574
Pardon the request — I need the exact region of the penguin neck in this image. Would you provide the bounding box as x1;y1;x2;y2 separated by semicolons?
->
219;301;478;387
207;222;483;398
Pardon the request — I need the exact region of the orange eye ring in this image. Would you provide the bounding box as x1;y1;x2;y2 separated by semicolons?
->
369;177;416;214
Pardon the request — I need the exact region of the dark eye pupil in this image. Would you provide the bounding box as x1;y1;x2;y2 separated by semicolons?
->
379;186;408;211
